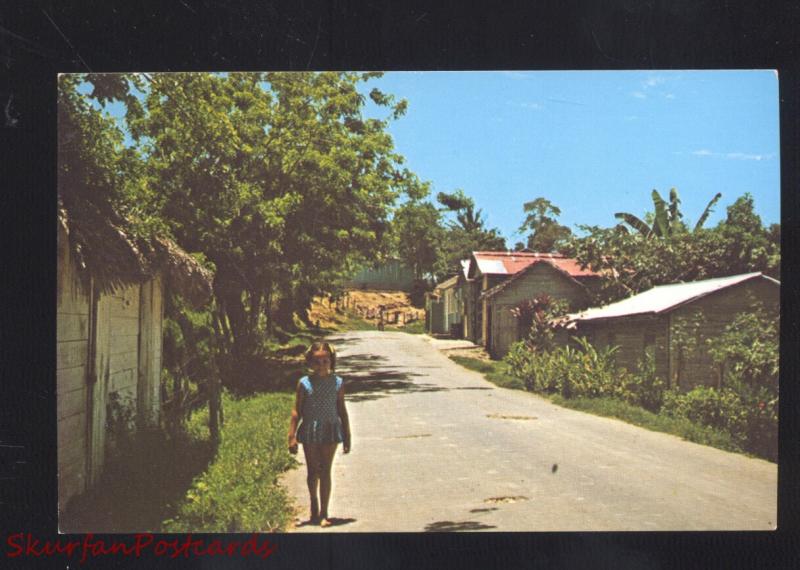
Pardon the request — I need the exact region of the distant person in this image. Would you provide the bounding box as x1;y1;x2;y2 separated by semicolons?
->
288;341;351;527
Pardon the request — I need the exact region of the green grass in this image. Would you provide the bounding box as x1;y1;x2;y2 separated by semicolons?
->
162;391;297;532
549;395;742;453
448;355;525;390
448;355;744;456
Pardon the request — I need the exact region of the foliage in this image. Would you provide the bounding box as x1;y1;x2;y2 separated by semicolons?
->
518;197;572;252
509;293;568;353
625;347;667;412
163;391;296;532
614;188;721;238
435;189;506;278
504;336;628;399
392;198;443;280
566;192;780;304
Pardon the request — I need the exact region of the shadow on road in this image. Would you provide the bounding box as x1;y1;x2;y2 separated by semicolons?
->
338;353;449;402
424;520;497;532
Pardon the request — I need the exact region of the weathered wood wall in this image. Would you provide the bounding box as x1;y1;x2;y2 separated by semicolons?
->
58;229;166;513
56;234;90;512
669;278;779;390
578;316;670;382
489;264;591;358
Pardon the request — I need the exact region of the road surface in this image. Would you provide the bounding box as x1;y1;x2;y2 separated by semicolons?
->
281;331;777;532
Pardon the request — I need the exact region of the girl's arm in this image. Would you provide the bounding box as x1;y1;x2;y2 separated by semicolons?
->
288;381;304;453
337;382;351;453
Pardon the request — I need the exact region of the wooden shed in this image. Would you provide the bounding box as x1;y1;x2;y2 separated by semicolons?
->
565;273;780;390
57;203;213;514
480;258;599;358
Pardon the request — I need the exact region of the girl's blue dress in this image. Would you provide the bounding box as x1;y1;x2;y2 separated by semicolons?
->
296;374;344;444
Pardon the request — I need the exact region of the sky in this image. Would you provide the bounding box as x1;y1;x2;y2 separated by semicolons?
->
89;70;780;245
362;70;780;244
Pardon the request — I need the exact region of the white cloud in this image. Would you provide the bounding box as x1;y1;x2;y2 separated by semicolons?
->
632;91;646;99
664;93;676;99
520;102;543;110
643;76;667;88
624;115;638;121
691;149;774;161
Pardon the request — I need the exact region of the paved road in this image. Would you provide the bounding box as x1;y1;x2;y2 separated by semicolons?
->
282;331;777;532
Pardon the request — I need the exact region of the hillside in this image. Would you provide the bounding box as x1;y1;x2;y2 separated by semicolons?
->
308;289;424;330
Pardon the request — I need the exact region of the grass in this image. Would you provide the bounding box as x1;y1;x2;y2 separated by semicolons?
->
448;355;744;456
335;308;425;334
163;391;297;532
448;355;525;390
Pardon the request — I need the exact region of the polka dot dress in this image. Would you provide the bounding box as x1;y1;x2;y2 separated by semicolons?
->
297;375;344;444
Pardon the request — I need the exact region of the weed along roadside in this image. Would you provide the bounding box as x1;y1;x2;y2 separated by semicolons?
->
447;354;768;462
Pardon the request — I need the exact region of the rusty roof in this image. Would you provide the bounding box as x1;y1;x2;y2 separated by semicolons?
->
470;251;599;278
480;258;589;300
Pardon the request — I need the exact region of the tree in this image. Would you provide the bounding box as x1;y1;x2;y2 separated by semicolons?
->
614;188;722;237
518;197;572;252
392;199;443;281
435;189;506;278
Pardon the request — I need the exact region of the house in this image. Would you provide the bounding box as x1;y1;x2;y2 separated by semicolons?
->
478;255;601;357
57;201;213;513
343;258;415;291
565;272;780;390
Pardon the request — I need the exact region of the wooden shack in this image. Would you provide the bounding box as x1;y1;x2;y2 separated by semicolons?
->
480;257;599;358
57;203;212;514
343;258;415;291
565;273;780;390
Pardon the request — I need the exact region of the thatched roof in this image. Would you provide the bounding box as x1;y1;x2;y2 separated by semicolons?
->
58;198;213;307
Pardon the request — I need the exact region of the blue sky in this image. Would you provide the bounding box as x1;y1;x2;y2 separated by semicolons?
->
363;70;780;243
88;70;780;244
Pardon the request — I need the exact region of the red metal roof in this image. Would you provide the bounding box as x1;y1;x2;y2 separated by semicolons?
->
470;251;599;278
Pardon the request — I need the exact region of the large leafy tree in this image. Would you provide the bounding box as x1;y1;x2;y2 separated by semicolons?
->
392;196;444;281
130;72;412;347
518;197;572;252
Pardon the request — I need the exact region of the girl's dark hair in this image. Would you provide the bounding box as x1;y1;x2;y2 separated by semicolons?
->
305;341;336;371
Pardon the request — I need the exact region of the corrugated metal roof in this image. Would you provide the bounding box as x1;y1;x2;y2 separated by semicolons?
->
568;272;779;322
434;275;459;291
471;251;599;277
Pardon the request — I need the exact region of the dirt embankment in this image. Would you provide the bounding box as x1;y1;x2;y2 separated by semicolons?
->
308;290;424;329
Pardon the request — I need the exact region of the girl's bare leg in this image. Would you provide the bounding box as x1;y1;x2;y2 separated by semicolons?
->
302;444;322;522
317;443;339;524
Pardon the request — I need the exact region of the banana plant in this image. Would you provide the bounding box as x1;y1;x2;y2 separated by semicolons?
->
614;189;722;238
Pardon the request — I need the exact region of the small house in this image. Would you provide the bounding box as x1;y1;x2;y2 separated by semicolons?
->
57;201;213;513
565;272;780;390
479;255;601;358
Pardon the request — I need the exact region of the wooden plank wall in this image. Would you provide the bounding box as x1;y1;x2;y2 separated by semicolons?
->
138;275;163;427
580;316;670;381
56;237;90;511
670;279;779;390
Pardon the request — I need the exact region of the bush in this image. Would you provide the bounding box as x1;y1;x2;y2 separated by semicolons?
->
503;336;630;400
624;348;667;412
661;386;748;437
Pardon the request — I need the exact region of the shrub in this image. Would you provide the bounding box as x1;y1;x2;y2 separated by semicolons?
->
661;386;748;438
625;347;667;412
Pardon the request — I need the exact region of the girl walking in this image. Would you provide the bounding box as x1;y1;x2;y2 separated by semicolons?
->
288;341;351;527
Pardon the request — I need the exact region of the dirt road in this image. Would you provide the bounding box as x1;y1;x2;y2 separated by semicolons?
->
282;331;777;532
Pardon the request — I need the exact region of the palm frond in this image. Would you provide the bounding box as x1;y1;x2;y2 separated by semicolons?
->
694;192;723;232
